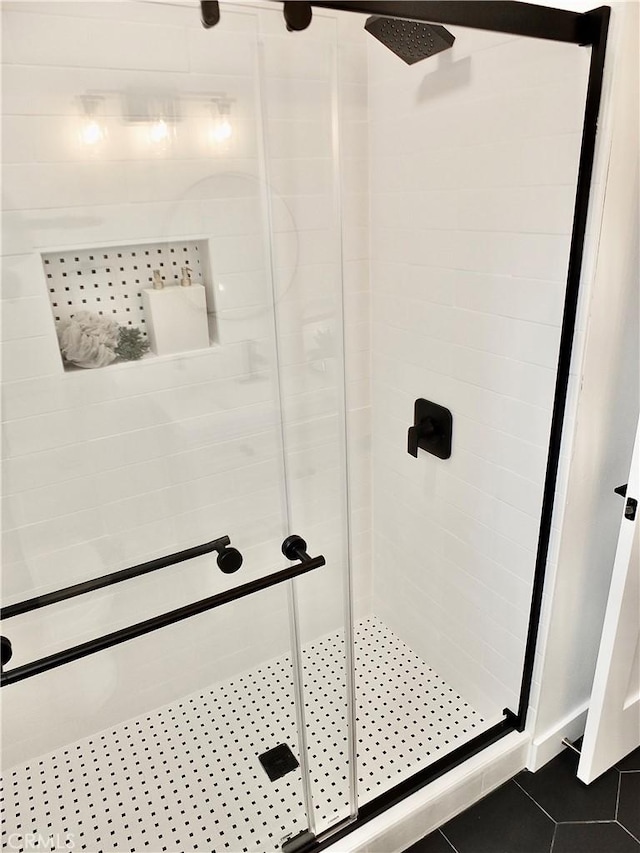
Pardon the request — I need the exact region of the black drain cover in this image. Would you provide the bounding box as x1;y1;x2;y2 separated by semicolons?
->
258;743;299;782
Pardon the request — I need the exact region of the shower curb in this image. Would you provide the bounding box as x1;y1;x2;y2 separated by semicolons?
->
325;731;530;853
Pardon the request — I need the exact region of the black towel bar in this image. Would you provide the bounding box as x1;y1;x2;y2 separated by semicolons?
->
0;537;324;687
1;535;239;621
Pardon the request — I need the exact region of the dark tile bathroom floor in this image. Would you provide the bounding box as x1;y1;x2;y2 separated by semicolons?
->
404;745;640;853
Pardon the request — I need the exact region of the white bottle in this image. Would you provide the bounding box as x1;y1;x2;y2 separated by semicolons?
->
180;266;192;287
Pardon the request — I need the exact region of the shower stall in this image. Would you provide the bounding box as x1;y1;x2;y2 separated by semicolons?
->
0;1;608;850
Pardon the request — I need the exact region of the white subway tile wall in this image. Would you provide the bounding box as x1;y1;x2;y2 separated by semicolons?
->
368;29;590;718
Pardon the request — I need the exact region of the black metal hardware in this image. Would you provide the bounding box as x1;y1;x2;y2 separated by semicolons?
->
263;1;600;45
614;484;636;519
259;743;300;783
281;534;312;562
365;16;455;64
200;1;220;28
214;542;243;574
625;497;637;521
283;2;312;31
282;829;318;853
503;707;519;728
514;5;610;733
408;399;452;459
311;715;517;853
1;536;237;621
0;637;12;673
0;545;325;688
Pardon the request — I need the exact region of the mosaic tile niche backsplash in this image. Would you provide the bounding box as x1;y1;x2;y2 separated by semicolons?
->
42;238;213;369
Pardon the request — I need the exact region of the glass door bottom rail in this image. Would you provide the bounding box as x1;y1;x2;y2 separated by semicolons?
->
1;618;484;853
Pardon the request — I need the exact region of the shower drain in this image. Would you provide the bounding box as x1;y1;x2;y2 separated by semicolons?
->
259;744;300;782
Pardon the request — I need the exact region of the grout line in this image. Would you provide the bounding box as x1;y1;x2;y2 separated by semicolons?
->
616;820;640;845
615;768;622;820
513;778;558;824
439;827;461;853
373;279;570;331
374;359;554;432
550;821;558;853
558;819;626;825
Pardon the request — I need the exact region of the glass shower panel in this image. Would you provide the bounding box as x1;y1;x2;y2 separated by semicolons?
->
256;5;357;835
352;12;590;804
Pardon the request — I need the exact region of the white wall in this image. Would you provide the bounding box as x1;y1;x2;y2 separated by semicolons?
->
0;0;369;769
528;0;640;767
367;25;591;717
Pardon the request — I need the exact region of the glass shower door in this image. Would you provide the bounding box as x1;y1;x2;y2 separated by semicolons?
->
0;1;352;850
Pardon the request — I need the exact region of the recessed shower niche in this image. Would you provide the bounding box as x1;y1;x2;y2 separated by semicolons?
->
42;238;215;370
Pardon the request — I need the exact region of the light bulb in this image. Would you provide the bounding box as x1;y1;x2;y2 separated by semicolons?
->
79;118;106;147
210;117;233;144
149;119;170;144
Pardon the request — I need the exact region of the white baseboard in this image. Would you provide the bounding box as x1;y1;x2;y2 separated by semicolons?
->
527;702;589;772
327;731;530;853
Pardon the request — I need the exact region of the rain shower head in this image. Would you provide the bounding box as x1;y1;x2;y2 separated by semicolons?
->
364;16;455;65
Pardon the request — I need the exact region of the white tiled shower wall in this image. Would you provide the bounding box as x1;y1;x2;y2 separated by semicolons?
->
0;1;370;767
368;29;590;717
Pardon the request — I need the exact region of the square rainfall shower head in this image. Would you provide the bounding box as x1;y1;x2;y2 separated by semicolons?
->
365;16;455;65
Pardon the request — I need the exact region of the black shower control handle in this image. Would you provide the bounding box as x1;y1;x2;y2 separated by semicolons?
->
408;417;438;458
408;399;453;460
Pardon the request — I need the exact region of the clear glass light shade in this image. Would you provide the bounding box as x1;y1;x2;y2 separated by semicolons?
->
210;117;233;144
79;118;106;147
148;119;171;145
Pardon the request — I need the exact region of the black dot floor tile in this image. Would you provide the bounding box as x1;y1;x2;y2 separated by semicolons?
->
404;829;456;853
552;821;640;853
2;617;483;853
440;780;555;853
618;771;640;841
515;748;619;822
617;747;640;773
